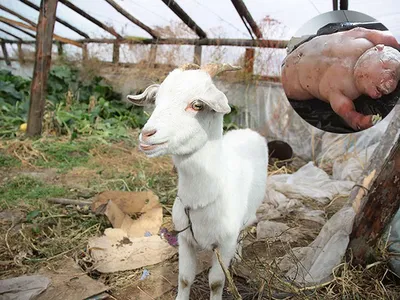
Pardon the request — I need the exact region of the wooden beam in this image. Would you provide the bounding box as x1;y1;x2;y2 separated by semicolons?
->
244;48;255;74
340;0;349;10
333;0;338;10
77;38;287;48
231;0;263;39
1;40;11;66
27;0;59;137
17;42;25;63
2;37;289;48
0;28;23;40
112;41;119;63
58;0;122;39
82;43;88;60
0;16;82;47
56;41;63;56
18;0;90;38
0;4;36;26
193;45;201;65
0;21;36;38
148;44;157;67
161;0;207;39
104;0;159;39
348;107;400;265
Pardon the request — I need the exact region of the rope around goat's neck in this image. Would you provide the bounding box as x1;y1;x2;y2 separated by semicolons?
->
170;195;199;245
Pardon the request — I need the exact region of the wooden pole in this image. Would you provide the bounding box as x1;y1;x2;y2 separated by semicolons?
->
148;44;157;67
161;0;207;39
104;0;159;39
82;43;88;60
58;0;122;39
333;0;338;10
0;4;36;26
0;21;36;39
244;48;255;74
194;45;202;65
231;0;263;39
56;41;63;56
27;0;59;137
0;28;23;40
1;41;11;66
340;0;348;10
2;37;289;49
348;106;400;265
17;42;25;64
0;16;82;47
112;41;120;64
18;0;90;38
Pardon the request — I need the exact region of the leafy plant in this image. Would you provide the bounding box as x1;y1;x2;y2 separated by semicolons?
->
0;65;148;139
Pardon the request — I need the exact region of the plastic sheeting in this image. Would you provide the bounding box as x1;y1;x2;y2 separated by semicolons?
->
257;103;400;285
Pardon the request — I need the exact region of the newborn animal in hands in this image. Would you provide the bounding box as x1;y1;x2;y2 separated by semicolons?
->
281;27;400;131
127;63;268;300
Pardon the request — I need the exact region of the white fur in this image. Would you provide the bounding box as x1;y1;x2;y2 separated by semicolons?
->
127;68;268;300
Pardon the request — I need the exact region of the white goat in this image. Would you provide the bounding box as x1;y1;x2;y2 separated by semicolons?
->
127;63;268;300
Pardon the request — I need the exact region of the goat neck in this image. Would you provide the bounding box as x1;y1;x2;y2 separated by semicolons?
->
173;136;224;210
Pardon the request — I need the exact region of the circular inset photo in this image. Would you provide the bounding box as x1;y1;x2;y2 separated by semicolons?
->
281;10;400;134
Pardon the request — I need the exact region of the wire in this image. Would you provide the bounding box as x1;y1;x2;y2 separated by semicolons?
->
128;0;171;23
190;0;249;37
308;0;321;14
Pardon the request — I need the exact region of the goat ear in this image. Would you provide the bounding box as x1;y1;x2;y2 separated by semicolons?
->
126;84;159;106
201;84;231;114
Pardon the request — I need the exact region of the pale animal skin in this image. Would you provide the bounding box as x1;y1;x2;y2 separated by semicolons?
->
281;27;400;131
127;64;268;300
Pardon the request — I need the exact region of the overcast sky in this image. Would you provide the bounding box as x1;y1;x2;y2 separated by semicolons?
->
1;0;399;75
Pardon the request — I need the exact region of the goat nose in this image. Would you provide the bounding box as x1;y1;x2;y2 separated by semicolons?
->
142;129;157;138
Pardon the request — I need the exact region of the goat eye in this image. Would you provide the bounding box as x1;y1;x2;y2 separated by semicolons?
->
191;100;204;111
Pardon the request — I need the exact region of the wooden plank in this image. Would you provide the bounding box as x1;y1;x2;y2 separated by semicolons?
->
104;0;158;39
2;37;289;48
58;0;122;39
1;41;11;66
18;0;90;38
244;48;255;74
231;0;263;39
348;105;400;265
161;0;207;39
27;0;59;137
0;28;22;40
17;42;25;63
193;45;202;65
0;21;36;38
0;16;82;47
0;4;36;26
112;41;119;64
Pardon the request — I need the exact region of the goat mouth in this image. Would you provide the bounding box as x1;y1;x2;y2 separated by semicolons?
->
139;142;167;152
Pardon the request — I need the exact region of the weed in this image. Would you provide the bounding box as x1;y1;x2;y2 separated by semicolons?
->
0;152;21;168
33;139;96;171
0;175;68;208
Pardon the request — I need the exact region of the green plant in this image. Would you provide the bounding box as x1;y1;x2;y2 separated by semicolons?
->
0;65;149;139
223;104;241;132
0;175;68;208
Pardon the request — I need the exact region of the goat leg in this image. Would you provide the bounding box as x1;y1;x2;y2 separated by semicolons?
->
176;236;197;300
209;239;238;300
